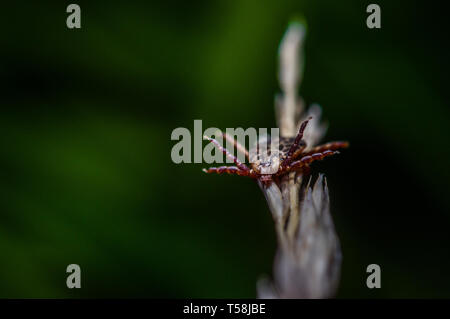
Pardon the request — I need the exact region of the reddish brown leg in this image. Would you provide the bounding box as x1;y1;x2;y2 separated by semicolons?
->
302;141;349;157
282;150;340;173
287;141;348;171
218;131;249;160
203;135;250;172
290;142;307;161
281;117;312;169
202;166;251;177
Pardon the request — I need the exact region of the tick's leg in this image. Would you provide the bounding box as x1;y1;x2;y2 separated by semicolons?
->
290;142;307;161
218;131;249;160
283;150;340;173
302;141;349;157
288;141;348;168
202;166;251;176
281;117;312;169
204;135;250;172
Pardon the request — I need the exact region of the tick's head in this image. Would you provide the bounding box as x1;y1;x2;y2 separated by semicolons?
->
251;151;283;175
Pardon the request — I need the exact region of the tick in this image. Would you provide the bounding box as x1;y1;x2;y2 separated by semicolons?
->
202;117;348;185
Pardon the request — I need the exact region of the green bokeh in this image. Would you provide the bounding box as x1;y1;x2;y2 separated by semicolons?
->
1;1;449;298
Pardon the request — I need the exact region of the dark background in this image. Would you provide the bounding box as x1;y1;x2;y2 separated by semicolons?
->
1;1;449;298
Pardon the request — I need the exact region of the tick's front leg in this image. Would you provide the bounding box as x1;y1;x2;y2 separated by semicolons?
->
202;166;251;177
283;150;340;173
281;117;311;169
218;131;249;160
303;141;349;156
203;136;250;172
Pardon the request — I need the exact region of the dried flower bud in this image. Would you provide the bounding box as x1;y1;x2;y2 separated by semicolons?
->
258;175;341;299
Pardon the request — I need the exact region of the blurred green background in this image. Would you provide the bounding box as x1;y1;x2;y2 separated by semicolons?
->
1;0;450;298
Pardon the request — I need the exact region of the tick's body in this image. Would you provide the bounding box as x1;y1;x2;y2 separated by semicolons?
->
203;118;348;186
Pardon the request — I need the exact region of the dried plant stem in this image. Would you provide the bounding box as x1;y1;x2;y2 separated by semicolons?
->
257;23;342;299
